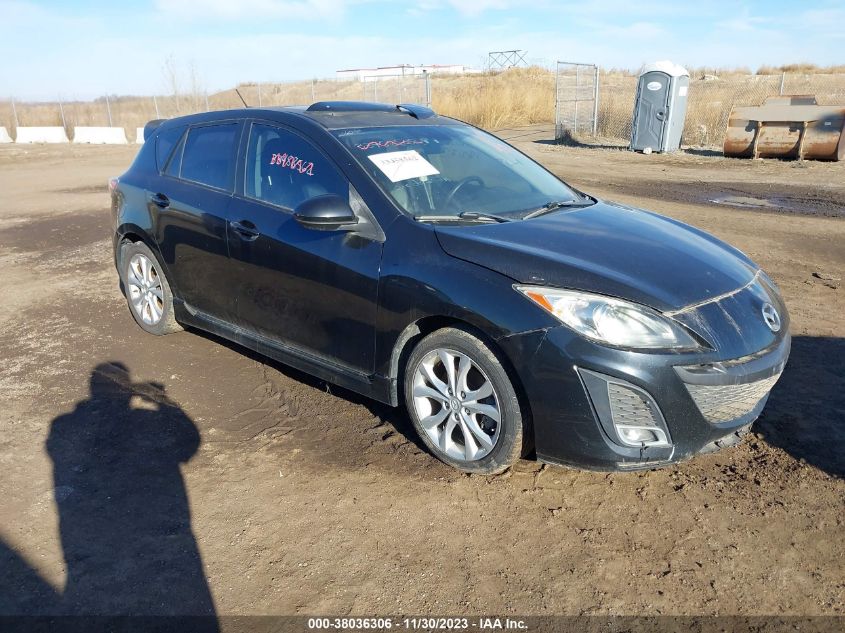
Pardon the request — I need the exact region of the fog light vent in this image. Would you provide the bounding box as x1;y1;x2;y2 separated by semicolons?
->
577;368;672;449
606;382;670;447
608;383;660;428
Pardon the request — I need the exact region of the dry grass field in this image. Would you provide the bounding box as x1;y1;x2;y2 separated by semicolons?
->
2;64;844;148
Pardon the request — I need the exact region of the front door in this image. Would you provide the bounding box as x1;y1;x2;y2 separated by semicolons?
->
633;71;670;151
227;121;382;374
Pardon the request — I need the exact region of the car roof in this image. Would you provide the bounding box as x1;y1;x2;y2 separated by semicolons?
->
156;102;461;133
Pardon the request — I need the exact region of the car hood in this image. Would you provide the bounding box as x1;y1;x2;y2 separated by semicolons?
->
434;200;758;312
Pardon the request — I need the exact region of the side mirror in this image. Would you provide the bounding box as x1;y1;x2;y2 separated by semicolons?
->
294;194;358;231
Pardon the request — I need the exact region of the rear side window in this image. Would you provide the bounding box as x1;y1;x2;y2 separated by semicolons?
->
245;123;348;210
155;125;185;171
180;123;239;191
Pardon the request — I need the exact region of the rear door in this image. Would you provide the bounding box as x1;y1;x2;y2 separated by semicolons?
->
226;120;383;374
152;121;243;323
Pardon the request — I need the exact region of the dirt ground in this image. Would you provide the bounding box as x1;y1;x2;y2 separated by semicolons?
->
0;128;843;621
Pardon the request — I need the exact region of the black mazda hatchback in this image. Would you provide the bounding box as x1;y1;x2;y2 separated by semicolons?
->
111;101;789;473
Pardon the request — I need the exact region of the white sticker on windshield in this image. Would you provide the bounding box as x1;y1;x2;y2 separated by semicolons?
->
368;150;440;183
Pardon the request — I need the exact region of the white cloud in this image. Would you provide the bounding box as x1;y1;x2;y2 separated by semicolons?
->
152;0;356;21
798;7;845;38
716;9;773;33
1;0;101;32
406;0;530;18
446;0;518;17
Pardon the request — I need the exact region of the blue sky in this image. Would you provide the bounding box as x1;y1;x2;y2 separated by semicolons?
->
2;0;844;100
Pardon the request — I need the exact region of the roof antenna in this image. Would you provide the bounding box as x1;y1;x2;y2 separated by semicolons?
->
235;88;249;108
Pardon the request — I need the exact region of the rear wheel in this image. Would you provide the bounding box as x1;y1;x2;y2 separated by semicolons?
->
120;241;181;335
404;327;527;474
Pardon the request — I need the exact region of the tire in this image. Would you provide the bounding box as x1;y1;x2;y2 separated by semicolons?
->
404;326;527;474
119;241;182;336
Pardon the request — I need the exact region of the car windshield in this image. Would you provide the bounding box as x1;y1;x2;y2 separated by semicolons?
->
333;125;583;220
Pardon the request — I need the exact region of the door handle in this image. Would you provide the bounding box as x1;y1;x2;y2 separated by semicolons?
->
149;192;170;209
230;220;260;241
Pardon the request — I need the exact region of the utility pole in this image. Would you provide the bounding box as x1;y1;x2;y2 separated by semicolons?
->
105;94;113;126
153;95;160;118
11;97;19;128
592;66;599;136
58;96;66;129
554;64;559;140
257;82;262;107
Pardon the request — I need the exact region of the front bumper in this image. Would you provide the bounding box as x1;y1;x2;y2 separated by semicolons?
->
498;324;790;472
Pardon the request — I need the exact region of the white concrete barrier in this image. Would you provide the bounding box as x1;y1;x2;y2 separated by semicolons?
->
135;127;145;144
0;127;12;143
15;126;70;143
73;126;128;144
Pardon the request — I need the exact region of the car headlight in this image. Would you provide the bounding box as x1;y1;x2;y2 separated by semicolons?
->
515;286;703;351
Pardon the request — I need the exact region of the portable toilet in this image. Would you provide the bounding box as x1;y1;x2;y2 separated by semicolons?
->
630;61;690;153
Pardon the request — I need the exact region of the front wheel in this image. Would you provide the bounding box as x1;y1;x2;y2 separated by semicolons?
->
404;327;528;474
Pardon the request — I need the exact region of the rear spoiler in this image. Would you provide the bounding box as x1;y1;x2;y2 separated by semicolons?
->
143;119;166;142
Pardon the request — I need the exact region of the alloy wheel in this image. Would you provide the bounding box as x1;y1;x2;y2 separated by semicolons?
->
126;253;164;325
411;348;502;461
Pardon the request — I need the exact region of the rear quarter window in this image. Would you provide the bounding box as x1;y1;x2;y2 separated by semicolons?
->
155;125;186;171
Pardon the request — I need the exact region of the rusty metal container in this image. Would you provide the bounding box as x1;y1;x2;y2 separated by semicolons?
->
724;95;845;161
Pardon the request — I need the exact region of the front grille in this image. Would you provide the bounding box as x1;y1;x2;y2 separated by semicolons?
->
607;382;660;427
685;373;781;424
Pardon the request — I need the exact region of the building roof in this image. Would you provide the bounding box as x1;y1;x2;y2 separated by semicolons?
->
337;64;465;72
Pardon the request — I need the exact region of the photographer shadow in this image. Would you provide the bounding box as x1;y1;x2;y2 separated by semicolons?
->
39;362;217;625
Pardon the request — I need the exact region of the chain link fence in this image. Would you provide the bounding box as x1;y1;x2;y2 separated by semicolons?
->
562;70;845;148
359;73;431;106
554;62;599;140
0;75;432;140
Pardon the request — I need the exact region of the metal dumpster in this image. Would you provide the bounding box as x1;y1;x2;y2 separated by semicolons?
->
724;95;845;161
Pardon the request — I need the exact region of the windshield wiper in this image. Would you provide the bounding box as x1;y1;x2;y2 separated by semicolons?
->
522;197;595;220
457;211;511;223
413;211;511;223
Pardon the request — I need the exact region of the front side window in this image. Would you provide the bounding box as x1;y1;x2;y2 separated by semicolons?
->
245;123;348;210
179;123;238;191
333;125;581;218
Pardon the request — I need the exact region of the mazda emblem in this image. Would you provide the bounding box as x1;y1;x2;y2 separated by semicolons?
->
761;303;781;333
